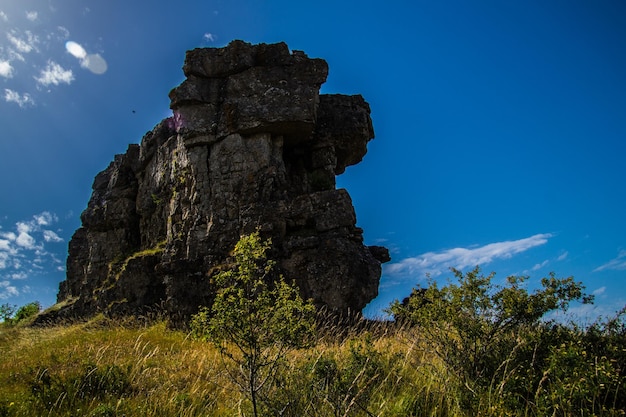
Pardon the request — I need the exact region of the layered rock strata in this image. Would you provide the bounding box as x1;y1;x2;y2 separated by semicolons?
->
48;40;389;322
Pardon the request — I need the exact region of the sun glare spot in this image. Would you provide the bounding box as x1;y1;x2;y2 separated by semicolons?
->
82;54;107;74
66;41;107;74
65;41;87;59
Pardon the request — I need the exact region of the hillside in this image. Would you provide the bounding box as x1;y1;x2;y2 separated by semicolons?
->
1;304;625;417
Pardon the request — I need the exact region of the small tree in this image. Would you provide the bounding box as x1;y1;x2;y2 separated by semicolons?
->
1;301;41;325
14;301;42;323
0;303;16;323
190;231;316;417
388;267;593;409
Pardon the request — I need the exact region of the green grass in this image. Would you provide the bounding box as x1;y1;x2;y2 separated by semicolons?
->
1;315;624;416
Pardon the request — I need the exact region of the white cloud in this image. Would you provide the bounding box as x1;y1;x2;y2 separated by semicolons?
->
34;212;57;226
0;252;8;269
0;232;17;241
17;222;31;234
593;286;607;296
594;250;626;272
26;11;38;21
57;26;70;40
43;230;63;243
550;298;626;325
557;251;569;261
203;33;216;42
0;240;11;251
7;48;25;63
531;259;549;271
7;30;39;54
0;11;8;22
386;233;552;278
0;212;62;279
16;232;36;249
0;60;14;78
11;272;28;280
35;60;74;86
0;281;18;299
4;89;35;108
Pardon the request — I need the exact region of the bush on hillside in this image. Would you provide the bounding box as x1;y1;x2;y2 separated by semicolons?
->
388;266;626;415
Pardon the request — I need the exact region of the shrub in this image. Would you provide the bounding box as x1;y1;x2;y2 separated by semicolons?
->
13;301;41;324
388;267;594;412
190;231;316;417
0;303;16;323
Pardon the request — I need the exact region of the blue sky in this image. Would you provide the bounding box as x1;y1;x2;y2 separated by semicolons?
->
1;0;625;321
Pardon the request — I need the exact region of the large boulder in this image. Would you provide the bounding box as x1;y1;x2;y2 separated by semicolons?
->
44;40;389;323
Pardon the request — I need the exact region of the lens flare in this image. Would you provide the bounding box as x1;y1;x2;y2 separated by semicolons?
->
65;41;108;74
65;41;87;59
82;54;107;74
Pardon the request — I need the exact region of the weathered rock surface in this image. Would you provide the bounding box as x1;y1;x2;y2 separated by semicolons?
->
45;40;389;323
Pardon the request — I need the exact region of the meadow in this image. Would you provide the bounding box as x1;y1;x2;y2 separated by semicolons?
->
0;307;624;417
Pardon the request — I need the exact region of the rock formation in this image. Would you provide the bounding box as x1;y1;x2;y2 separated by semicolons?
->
46;40;389;322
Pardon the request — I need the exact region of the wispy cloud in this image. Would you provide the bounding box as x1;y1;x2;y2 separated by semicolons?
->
26;11;38;22
0;11;8;22
34;212;58;226
56;26;70;40
0;212;64;288
7;30;39;54
594;250;626;272
35;60;74;86
0;280;19;299
16;230;37;249
557;251;569;261
203;32;216;43
531;259;549;271
386;233;552;279
593;286;607;296
43;230;63;243
0;60;14;78
4;89;35;108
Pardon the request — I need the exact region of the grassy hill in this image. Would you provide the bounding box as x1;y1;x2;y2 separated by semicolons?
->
1;310;625;417
0;315;441;417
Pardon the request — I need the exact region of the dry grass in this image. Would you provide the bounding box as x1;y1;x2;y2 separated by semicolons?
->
0;315;463;417
6;314;614;416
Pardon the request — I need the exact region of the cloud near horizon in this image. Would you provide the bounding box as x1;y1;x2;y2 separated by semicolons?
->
594;250;626;272
0;212;65;299
385;233;553;279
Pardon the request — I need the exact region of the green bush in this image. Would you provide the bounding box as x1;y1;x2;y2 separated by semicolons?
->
0;303;16;323
190;231;316;417
531;309;626;416
13;301;41;324
1;301;41;326
388;267;596;413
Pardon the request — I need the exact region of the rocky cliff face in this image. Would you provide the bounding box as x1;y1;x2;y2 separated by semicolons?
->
49;40;389;322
